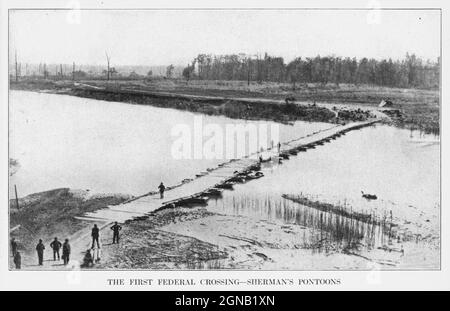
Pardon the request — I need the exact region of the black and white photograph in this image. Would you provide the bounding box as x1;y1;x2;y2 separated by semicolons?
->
1;0;449;292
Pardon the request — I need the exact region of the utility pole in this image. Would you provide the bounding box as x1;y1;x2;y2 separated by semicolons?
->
72;62;75;81
14;185;19;210
60;64;63;78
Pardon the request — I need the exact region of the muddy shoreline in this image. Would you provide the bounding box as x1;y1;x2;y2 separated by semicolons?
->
10;79;439;134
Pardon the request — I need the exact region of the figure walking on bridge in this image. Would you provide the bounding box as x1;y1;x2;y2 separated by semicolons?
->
91;224;100;249
35;239;45;266
158;182;166;199
110;221;122;244
62;239;71;265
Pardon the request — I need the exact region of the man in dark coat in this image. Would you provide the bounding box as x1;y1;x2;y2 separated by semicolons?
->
110;222;122;244
81;249;94;268
158;182;166;199
62;239;71;265
91;224;100;249
11;238;18;257
50;237;62;261
35;239;45;266
13;251;21;269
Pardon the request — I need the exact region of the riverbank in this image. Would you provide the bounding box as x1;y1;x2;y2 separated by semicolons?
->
10;78;439;133
9;188;131;267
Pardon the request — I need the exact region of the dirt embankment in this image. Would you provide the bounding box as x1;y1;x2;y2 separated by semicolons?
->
10;80;368;125
10;78;439;133
9;188;130;261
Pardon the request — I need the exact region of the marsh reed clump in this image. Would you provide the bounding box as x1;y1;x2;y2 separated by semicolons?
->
223;194;397;251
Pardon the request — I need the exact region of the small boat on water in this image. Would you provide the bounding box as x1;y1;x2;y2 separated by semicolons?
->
280;153;289;159
361;191;377;200
215;182;234;190
246;171;264;180
227;176;245;183
176;196;209;207
204;188;223;197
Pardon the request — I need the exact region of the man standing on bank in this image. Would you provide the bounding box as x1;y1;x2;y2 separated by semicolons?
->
50;237;62;261
110;222;122;244
91;224;100;249
62;239;71;265
158;182;166;199
36;239;45;266
13;251;21;269
11;238;18;257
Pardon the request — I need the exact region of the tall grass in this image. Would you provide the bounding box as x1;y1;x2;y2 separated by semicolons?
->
218;194;396;252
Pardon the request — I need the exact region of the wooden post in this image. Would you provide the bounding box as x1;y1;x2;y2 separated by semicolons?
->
14;185;19;210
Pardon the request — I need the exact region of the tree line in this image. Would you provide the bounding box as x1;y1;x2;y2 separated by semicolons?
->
182;53;439;89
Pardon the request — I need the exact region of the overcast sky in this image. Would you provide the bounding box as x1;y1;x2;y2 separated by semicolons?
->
9;9;440;66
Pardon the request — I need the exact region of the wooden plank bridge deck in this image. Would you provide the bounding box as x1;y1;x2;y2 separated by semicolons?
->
76;119;378;224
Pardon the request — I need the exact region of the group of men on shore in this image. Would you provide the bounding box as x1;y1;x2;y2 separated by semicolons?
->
11;182;166;269
10;221;123;269
11;237;72;269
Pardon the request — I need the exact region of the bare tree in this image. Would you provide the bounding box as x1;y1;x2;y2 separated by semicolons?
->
166;64;174;79
105;52;111;81
14;50;18;82
43;63;48;79
247;57;251;86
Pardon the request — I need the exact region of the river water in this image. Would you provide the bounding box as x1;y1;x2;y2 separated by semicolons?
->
209;124;440;216
9;90;440;268
9;90;333;197
207;122;440;259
